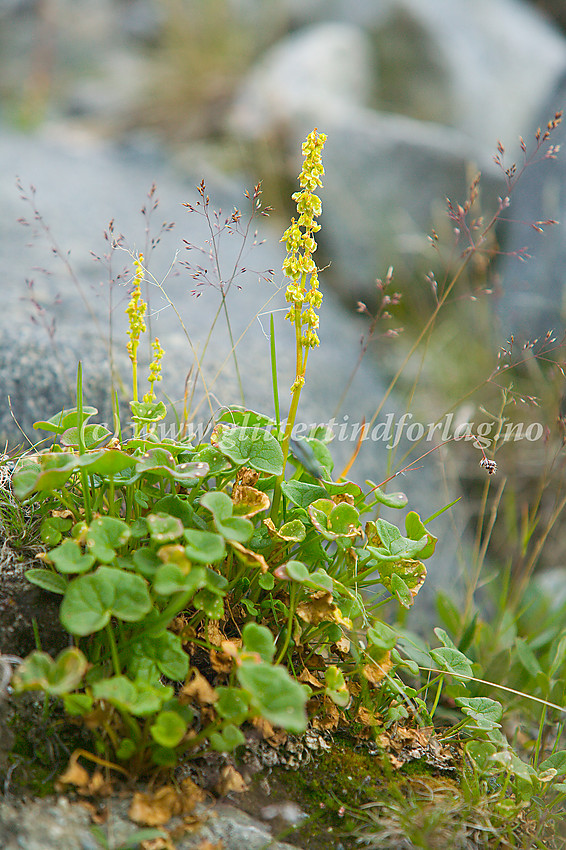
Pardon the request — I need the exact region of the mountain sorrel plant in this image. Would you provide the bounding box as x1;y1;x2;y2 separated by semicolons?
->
9;129;514;782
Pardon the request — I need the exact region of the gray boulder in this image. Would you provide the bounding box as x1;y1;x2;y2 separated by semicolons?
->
226;0;566;304
227;21;375;139
496;76;566;341
391;0;566;155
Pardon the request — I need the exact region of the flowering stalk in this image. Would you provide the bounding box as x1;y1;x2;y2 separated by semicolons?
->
272;129;326;515
143;337;164;402
125;254;147;403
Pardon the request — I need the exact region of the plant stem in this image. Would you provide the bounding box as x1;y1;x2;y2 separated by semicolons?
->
275;582;297;664
105;622;121;676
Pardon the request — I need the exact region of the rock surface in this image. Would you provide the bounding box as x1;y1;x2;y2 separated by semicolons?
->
227;0;566;324
496;74;566;341
0;795;301;850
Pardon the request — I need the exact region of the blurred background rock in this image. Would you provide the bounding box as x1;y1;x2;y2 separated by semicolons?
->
2;0;566;613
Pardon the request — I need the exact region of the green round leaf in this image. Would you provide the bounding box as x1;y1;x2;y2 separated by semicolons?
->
86;517;131;563
130;400;167;423
237;662;307;733
12;647;88;696
92;676;172;716
61;424;112;449
209;724;246;753
367;622;398;653
431;647;474;679
193;588;224;619
60;567;152;635
40;516;72;546
153;564;205;598
215;687;249;723
258;573;275;591
184;529;226;563
372;487;408;509
60;572;115;635
146;513;185;543
150;710;188;748
454;697;503;730
49;539;96;574
217;426;284;475
33;407;98;434
77;449;137;477
200;491;253;543
133;547;162;579
280;480;327;509
13;453;79;498
98;566;152;622
242;623;275;663
284;560;310;582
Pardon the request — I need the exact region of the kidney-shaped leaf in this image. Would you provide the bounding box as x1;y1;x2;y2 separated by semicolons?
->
12;647;88;696
146;513;184;543
13;454;79;498
60;566;152;635
200;491;253;543
33;406;98;435
49;538;96;574
184;529;226;563
237;661;307;733
217;426;284;475
92;676;172;716
86;517;131;563
150;710;187;748
455;696;502;730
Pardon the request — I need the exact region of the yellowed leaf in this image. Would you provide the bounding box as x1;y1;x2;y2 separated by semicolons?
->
209;647;234;674
180;777;206;806
157;545;191;567
129;787;183;827
232;485;270;517
182;670;218;705
251;714;276;739
84;770;113;797
296;591;352;628
356;705;381;727
298;668;323;688
207;621;226;647
230;540;269;573
57;757;90;790
309;697;340;731
263;517;278;537
215;765;248;796
236;467;260;487
333;635;351;655
362;651;393;685
331;493;355;506
130;781;203;829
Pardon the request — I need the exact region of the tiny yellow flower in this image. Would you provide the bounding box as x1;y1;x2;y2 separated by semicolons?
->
280;127;326;362
143;337;165;402
126;254;147;363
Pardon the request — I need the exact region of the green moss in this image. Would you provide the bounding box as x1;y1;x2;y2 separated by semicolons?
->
2;696;91;798
238;732;460;849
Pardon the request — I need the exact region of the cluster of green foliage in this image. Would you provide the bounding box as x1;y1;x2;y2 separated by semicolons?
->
5;130;566;847
10;368;441;772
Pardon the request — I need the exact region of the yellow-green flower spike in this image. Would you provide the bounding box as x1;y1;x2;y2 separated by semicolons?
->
143;337;165;402
126;254;147;362
281;127;327;360
271;129;327;519
126;253;147;402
